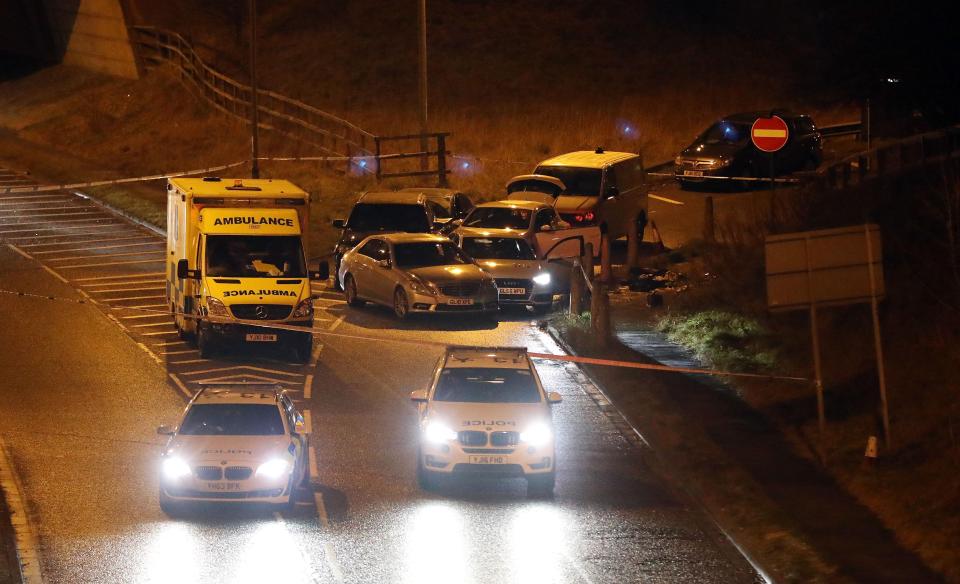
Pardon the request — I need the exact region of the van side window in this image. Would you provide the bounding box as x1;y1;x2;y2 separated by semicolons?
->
613;160;645;195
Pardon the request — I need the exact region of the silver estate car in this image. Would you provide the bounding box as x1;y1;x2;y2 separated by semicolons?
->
338;232;499;319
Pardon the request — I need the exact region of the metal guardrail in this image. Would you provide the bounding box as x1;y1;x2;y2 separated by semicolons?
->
814;124;960;190
130;26;374;163
129;26;451;185
819;121;862;138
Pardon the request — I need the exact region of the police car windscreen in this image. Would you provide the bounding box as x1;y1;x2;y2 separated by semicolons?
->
461;237;536;260
348;204;431;232
463;207;531;230
179;404;285;436
206;235;305;277
435;368;540;403
533;166;601;196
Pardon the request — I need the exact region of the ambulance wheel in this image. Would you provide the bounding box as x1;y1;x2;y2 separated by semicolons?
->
292;333;312;364
527;472;555;498
197;323;214;359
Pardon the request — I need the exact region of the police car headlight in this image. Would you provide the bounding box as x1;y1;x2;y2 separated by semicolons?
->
532;273;551;286
162;457;191;480
292;298;313;318
520;422;552;447
207;297;229;317
255;459;289;479
424;421;458;444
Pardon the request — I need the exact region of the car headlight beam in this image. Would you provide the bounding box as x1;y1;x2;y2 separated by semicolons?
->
520;422;553;447
162;457;192;481
255;458;290;479
532;272;551;286
424;421;458;444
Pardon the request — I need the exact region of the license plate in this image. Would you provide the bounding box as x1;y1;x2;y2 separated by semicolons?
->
499;288;526;295
447;298;474;305
206;482;242;491
245;333;277;342
683;170;703;177
469;455;506;464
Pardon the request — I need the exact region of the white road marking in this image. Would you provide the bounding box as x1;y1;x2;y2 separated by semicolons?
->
5;242;33;260
32;241;161;254
303;374;314;399
309;343;323;367
151;340;187;347
140;330;179;337
0;223;123;235
0;205;89;212
6;229;139;241
74;271;166;281
303;409;313;435
41;265;69;284
323;542;344;583
0;438;45;584
272;512;326;584
0;211;102;221
84;279;164;288
196;373;288;384
20;235;155;248
0;216;112;227
170;359;211;365
48;250;165;262
116;303;167;310
76;289;98;304
169;373;192;399
89;286;165;294
120;313;167;320
100;294;165;301
57;258;165;269
136;342;162;366
157;349;194;356
649;193;685;205
129;322;172;328
181;365;304;378
328;315;345;332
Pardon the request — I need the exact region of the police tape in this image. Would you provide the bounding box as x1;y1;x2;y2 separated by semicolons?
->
647;172;802;184
0;286;809;383
0;160;250;195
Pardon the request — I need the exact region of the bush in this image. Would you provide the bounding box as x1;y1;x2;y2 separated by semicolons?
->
656;310;777;372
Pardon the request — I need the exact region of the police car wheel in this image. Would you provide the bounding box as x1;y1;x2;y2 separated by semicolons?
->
416;454;441;491
526;472;555;498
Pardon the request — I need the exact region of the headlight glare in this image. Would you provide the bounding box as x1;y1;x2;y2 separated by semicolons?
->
207;297;229;317
424;421;458;444
520;422;552;447
162;457;191;480
532;273;551;286
255;458;290;479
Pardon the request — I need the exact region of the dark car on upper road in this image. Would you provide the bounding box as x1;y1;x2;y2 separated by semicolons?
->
674;111;823;189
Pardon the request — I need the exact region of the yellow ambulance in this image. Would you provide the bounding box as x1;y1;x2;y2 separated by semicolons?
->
166;177;327;362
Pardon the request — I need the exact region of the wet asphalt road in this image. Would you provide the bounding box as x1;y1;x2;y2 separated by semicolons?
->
0;181;759;583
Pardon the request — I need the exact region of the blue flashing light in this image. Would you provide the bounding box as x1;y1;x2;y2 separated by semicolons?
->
358;159;367;168
461;161;470;170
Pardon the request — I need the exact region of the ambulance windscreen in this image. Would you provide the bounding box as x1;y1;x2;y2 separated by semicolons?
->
206;235;306;278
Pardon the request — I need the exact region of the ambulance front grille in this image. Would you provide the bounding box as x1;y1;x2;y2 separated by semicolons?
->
230;304;292;320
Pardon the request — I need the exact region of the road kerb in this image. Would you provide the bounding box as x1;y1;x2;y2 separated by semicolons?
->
0;438;45;584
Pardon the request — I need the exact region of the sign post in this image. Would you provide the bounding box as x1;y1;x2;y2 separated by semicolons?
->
752;115;789;222
765;224;887;463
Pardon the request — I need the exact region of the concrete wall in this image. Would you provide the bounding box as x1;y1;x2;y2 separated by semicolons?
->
44;0;138;78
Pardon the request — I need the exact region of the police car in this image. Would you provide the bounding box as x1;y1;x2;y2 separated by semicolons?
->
156;384;308;513
409;346;562;496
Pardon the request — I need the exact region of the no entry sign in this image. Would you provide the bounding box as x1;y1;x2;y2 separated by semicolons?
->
751;115;789;153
